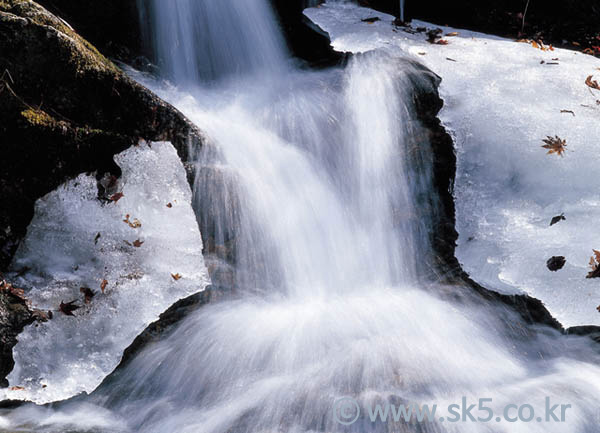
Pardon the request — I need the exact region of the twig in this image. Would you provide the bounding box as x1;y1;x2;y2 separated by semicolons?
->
521;0;531;34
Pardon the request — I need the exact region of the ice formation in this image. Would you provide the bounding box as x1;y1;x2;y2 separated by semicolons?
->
2;141;209;403
306;1;600;327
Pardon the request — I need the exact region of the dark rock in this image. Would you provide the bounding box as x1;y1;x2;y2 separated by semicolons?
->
269;0;345;67
566;326;600;344
0;278;34;387
35;0;144;64
547;256;566;272
0;0;205;271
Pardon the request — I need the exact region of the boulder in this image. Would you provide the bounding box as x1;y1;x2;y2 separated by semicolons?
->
0;0;204;270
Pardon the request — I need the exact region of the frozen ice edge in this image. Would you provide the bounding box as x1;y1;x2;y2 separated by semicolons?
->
2;141;210;404
306;2;600;327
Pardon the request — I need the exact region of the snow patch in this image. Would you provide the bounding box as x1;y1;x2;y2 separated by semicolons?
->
307;1;600;327
2;141;209;404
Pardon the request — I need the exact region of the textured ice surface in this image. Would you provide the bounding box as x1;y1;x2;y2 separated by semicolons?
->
2;142;209;404
307;2;600;327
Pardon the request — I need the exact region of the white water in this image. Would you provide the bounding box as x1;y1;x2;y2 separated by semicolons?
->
3;1;600;432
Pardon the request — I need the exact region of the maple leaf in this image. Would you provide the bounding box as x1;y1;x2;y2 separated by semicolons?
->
549;214;566;226
132;239;144;248
171;273;182;281
80;287;96;304
586;75;600;90
541;136;568;156
59;300;81;316
110;192;124;203
100;279;108;293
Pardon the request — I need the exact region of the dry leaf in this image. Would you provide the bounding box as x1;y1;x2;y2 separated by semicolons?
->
100;279;108;293
541;136;568;157
10;386;24;391
171;273;182;281
123;215;142;228
446;32;459;37
585;75;600;90
110;192;124;203
132;239;144;248
588;250;600;279
59;300;80;316
435;39;449;45
166;202;173;208
80;287;96;304
549;214;566;226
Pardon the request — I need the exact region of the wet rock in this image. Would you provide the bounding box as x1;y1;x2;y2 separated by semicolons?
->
547;256;566;272
0;278;34;387
0;0;205;271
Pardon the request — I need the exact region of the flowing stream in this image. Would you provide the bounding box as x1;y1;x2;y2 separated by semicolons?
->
3;0;600;432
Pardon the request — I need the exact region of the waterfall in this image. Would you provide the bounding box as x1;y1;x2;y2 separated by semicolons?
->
5;0;600;432
138;0;288;83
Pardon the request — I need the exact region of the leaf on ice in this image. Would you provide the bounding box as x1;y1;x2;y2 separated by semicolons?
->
549;214;566;226
132;239;144;248
171;273;182;281
166;202;173;208
59;300;81;316
587;250;600;279
541;136;568;157
80;287;96;304
110;192;124;203
446;32;459;37
100;279;108;293
123;214;142;228
9;386;24;391
435;39;449;45
585;75;600;90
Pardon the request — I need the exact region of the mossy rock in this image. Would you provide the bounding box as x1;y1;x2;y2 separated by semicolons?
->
0;0;204;270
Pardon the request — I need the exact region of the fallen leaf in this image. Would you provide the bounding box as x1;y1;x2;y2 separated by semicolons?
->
123;215;142;228
588;250;600;279
80;287;96;304
585;75;600;90
541;136;568;157
132;239;144;248
59;300;81;316
361;17;380;23
166;202;173;208
560;110;575;116
546;256;566;272
110;192;124;203
446;32;459;37
10;386;24;391
100;279;108;293
171;273;182;281
549;214;566;226
435;39;449;45
573;41;581;46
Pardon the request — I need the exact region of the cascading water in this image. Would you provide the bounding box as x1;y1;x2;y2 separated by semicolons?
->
5;1;600;432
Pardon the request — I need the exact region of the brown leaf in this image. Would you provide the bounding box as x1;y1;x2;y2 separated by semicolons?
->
587;251;600;279
585;75;600;90
80;287;96;304
541;136;568;157
435;39;449;45
596;305;600;313
166;202;173;208
132;239;144;248
59;300;80;316
446;32;459;37
10;386;24;391
110;192;124;203
100;279;108;293
171;273;182;281
123;215;141;228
